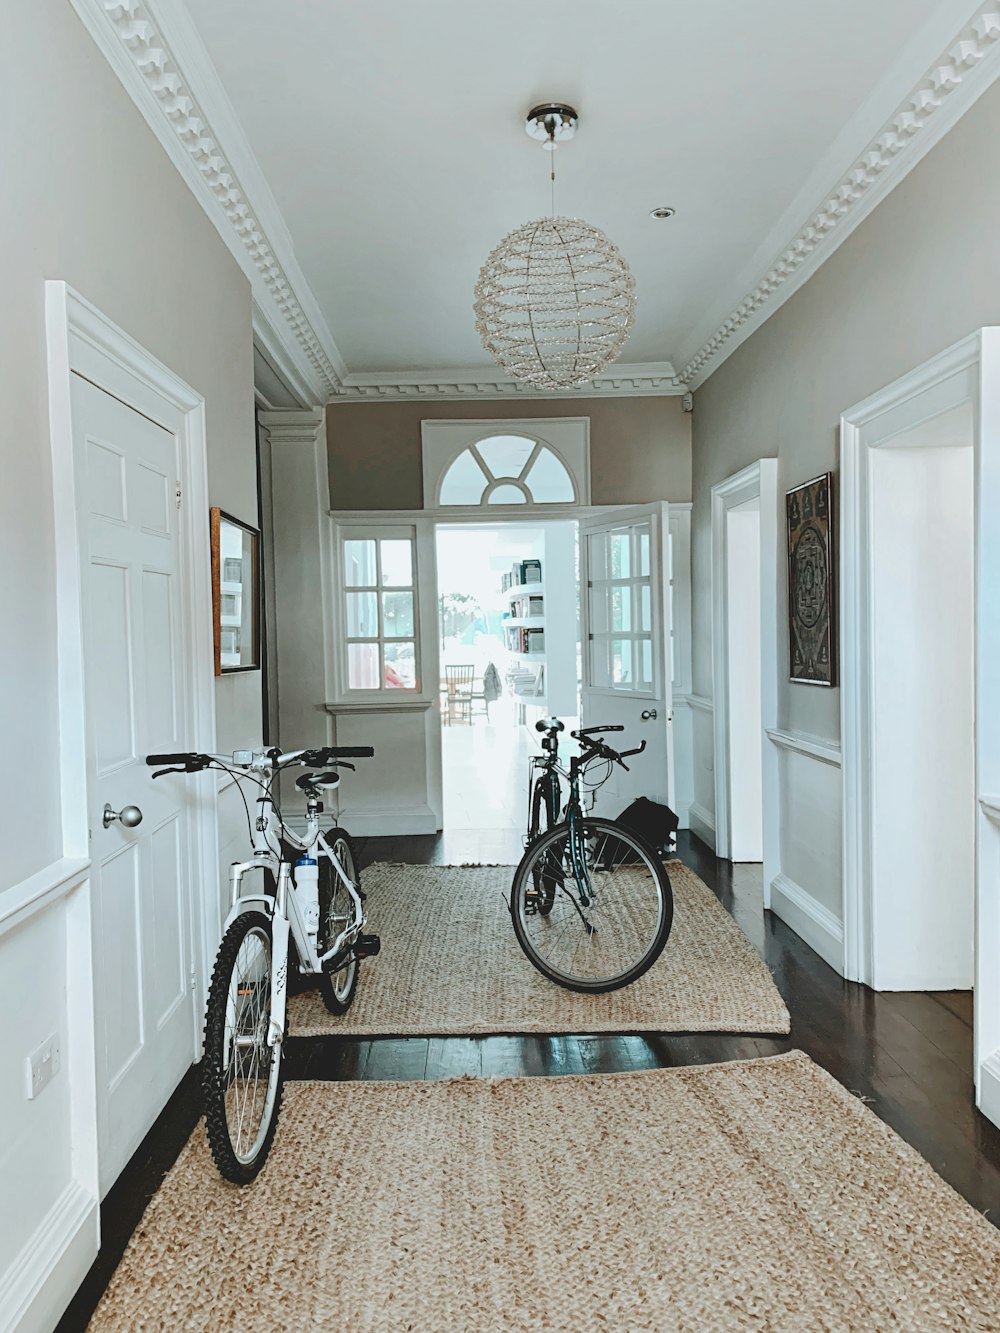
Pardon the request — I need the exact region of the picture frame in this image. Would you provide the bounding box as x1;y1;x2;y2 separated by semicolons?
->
786;472;836;686
210;506;261;675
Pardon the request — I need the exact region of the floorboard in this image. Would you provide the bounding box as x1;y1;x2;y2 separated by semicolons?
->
56;831;1000;1332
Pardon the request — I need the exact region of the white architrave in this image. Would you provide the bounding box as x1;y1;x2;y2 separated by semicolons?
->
260;409;334;771
840;328;1000;1124
710;460;780;899
41;281;218;1331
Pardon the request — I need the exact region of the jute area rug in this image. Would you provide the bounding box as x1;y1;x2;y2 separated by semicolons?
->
89;1052;1000;1332
288;860;790;1037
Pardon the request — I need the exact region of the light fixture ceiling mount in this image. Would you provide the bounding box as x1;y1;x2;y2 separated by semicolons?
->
474;101;636;392
524;103;579;148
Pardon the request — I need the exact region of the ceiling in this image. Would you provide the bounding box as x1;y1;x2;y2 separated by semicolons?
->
180;0;976;385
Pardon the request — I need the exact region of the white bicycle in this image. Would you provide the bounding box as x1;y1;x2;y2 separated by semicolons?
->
146;744;378;1183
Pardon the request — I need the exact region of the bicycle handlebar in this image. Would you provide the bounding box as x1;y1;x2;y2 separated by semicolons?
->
145;745;374;778
570;730;646;772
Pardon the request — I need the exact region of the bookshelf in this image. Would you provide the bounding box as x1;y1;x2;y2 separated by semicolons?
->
500;528;577;720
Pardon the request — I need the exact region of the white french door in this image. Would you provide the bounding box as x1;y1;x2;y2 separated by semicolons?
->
72;372;197;1196
579;503;674;817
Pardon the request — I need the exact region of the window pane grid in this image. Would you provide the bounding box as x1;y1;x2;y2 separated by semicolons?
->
344;534;419;691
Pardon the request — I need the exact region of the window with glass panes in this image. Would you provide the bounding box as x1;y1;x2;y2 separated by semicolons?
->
342;532;419;691
587;522;654;691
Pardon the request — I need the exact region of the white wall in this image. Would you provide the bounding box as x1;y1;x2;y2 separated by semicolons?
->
1;3;259;1327
870;440;975;988
690;74;1000;962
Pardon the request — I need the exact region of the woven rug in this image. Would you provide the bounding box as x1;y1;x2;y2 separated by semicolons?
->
288;860;789;1036
88;1052;1000;1332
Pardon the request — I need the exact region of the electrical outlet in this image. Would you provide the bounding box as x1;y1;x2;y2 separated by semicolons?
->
25;1034;60;1100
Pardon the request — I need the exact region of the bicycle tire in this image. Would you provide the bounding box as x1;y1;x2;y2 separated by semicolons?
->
529;771;560;916
202;910;284;1184
318;832;361;1014
510;817;673;993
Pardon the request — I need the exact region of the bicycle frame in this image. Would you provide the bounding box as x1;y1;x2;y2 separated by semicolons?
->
528;746;596;908
224;775;366;1049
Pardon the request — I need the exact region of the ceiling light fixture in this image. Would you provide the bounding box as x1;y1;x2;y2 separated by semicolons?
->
473;102;636;391
650;206;676;220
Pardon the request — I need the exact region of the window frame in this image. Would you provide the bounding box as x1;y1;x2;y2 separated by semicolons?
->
421;417;591;513
336;524;422;697
586;520;657;695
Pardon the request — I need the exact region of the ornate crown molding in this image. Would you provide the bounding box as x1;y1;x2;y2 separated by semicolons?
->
329;362;683;402
70;0;345;402
679;5;1000;387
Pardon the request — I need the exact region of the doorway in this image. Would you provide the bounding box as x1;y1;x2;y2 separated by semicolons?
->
435;521;579;838
844;395;976;991
711;460;780;900
725;498;763;862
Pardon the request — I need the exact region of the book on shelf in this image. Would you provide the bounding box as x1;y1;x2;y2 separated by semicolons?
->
504;626;545;655
500;559;543;592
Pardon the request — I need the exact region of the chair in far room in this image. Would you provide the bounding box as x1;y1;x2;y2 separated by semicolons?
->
443;663;474;725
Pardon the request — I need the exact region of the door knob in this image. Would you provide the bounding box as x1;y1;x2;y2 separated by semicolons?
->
103;803;143;829
640;709;657;721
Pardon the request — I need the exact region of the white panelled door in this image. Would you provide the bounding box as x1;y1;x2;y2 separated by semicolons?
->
580;503;674;817
72;372;197;1196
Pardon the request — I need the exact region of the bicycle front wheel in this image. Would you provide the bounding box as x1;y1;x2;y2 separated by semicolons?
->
510;817;673;993
202;911;284;1183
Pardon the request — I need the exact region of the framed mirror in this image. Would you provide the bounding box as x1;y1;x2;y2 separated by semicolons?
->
210;507;260;675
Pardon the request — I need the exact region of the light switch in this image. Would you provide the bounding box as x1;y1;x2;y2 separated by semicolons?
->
25;1034;60;1100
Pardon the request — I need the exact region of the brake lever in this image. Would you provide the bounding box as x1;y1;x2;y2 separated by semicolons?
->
152;766;185;779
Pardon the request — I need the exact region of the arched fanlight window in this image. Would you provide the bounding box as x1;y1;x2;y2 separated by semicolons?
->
437;434;577;507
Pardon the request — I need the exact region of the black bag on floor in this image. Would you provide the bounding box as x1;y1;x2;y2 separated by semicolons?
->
613;796;680;859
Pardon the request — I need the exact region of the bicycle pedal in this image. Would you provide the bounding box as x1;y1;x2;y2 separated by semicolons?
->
355;933;381;959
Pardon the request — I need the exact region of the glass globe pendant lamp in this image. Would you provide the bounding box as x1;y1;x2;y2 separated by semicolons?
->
474;104;636;391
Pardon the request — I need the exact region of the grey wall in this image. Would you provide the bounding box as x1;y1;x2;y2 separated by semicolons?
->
326;395;692;508
689;74;1000;931
2;0;260;896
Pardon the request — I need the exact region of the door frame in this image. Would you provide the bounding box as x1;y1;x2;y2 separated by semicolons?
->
45;282;219;1060
710;460;780;899
840;330;1000;1125
327;502;689;834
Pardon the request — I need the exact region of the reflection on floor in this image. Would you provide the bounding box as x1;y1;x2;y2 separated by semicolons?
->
442;696;537;835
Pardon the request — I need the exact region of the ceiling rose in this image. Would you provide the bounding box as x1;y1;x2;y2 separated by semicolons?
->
474;104;636;391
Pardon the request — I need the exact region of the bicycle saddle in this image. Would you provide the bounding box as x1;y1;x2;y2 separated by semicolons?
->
295;770;340;791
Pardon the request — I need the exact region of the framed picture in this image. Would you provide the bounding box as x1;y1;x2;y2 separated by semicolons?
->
210;506;260;675
786;472;836;686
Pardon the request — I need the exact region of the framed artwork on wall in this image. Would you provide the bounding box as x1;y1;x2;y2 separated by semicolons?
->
210;506;260;675
786;472;836;686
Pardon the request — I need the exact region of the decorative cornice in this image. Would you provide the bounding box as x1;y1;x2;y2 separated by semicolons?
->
329;362;683;402
680;6;1000;387
70;0;344;402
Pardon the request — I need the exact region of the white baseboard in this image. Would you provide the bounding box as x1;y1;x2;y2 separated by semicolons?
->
873;968;974;991
688;801;716;850
3;1181;98;1333
978;1050;1000;1128
770;873;844;973
337;804;439;837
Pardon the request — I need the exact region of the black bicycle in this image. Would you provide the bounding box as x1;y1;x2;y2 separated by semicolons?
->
510;718;674;993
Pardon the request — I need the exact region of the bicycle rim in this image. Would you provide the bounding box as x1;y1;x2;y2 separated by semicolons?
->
326;836;358;1002
511;818;673;992
221;924;281;1164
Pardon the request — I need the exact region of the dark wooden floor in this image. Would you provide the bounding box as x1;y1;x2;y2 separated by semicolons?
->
57;831;999;1331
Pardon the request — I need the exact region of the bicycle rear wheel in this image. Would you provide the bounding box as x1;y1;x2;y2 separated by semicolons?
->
202;911;284;1183
510;817;673;993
